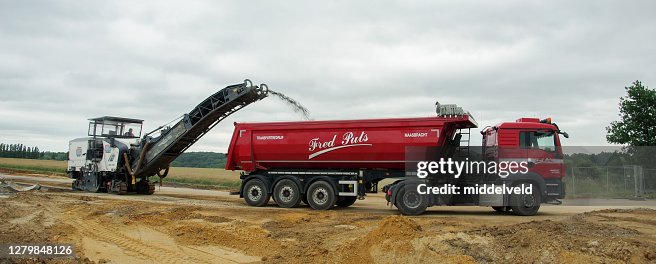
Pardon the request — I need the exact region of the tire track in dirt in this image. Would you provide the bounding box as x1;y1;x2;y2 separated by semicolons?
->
26;193;245;264
71;218;238;264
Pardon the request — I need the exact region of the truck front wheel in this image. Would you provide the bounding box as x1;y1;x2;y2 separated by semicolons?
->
273;179;302;208
395;185;428;215
243;179;271;207
510;183;541;216
306;181;336;210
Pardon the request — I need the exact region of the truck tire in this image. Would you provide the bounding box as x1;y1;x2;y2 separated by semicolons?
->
395;185;428;215
336;196;357;207
510;183;541;216
306;180;336;210
243;179;271;207
273;179;302;208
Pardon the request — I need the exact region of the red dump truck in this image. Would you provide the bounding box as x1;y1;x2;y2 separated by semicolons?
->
226;104;568;215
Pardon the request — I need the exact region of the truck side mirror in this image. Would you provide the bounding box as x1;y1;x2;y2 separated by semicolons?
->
562;132;569;138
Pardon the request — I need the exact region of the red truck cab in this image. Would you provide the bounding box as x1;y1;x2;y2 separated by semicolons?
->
386;117;569;216
482;117;568;203
484;118;567;177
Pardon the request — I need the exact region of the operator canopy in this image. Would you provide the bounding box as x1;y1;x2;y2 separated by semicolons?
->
88;116;143;138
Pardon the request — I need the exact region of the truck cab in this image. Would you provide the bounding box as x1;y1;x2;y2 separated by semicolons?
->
385;117;569;216
468;118;569;215
482;117;568;206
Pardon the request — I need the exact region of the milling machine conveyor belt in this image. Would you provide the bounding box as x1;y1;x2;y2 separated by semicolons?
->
134;79;268;177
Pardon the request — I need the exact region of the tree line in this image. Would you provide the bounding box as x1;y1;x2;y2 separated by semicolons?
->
0;143;68;160
171;152;227;168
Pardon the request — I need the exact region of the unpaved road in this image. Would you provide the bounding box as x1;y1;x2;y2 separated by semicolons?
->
1;172;656;263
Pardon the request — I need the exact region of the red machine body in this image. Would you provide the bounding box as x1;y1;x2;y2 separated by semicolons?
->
226;115;478;172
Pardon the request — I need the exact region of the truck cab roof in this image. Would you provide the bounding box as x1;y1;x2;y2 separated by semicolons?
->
485;117;559;132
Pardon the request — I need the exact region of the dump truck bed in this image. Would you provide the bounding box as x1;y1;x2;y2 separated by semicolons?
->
226;115;477;172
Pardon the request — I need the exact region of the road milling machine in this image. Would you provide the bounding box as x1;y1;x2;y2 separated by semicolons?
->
67;79;268;194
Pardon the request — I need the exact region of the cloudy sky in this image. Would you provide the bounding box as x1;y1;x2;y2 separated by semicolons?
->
1;1;655;152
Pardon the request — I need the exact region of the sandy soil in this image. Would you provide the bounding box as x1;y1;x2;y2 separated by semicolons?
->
1;173;656;263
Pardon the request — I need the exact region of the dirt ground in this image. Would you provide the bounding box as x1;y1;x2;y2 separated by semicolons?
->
1;174;656;263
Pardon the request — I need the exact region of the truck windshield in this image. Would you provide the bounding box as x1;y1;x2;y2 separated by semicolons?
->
520;131;556;152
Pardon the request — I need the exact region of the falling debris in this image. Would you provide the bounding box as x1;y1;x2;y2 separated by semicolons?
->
269;90;312;120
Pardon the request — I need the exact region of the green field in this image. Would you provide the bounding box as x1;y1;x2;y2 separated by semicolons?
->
0;158;67;175
0;158;241;189
165;167;241;188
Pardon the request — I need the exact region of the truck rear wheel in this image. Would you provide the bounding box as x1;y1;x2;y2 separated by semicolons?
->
510;183;541;216
306;181;336;210
336;196;357;207
243;179;270;207
395;185;428;215
273;179;301;208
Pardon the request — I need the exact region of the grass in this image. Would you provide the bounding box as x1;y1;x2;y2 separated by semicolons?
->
163;167;241;189
0;158;241;189
0;158;67;175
